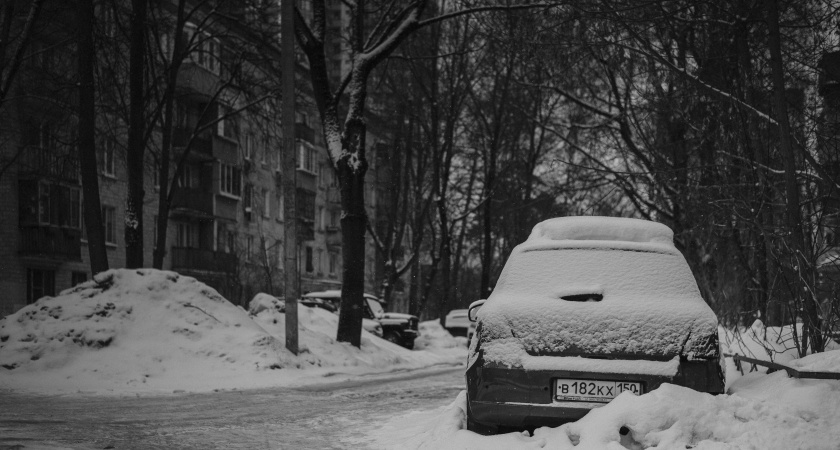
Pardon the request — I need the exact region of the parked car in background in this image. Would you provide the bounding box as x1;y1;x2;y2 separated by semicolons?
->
466;217;725;434
301;290;418;348
249;292;383;338
444;309;470;337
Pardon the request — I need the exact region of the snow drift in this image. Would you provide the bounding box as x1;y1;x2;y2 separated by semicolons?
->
0;269;463;394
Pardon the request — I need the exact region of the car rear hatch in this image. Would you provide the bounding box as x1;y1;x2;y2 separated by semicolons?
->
476;245;720;365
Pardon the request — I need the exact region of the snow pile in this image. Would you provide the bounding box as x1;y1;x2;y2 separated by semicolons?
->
789;349;840;372
248;292;284;315
721;320;840;377
414;320;468;350
0;269;287;393
0;269;464;394
373;353;840;449
250;302;456;372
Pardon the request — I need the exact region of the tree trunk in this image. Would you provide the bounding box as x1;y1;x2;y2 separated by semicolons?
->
766;0;822;353
152;0;187;270
125;0;148;268
77;0;109;275
335;119;369;347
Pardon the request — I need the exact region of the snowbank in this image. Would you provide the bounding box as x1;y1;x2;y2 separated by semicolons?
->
0;269;464;395
372;350;840;449
414;320;468;351
368;332;840;450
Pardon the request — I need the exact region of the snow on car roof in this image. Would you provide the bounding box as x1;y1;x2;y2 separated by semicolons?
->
527;216;675;246
302;290;380;301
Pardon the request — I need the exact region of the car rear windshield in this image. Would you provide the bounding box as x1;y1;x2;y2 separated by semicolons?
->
494;247;701;303
366;298;384;316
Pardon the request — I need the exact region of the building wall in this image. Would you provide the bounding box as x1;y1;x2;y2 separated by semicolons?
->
0;3;388;317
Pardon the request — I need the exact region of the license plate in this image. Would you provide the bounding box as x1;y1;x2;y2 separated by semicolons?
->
554;379;642;402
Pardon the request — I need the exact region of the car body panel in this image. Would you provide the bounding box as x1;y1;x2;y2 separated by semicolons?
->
445;309;470;337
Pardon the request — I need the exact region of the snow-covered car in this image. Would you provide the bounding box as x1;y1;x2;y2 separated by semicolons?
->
301;290;418;348
444;309;470;337
250;292;383;337
466;216;725;433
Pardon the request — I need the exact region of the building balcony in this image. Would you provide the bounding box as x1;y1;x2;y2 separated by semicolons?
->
170;186;214;218
173;127;213;158
299;218;315;241
17;146;79;183
176;62;221;99
19;225;82;261
326;226;341;248
295;123;315;143
170;247;238;273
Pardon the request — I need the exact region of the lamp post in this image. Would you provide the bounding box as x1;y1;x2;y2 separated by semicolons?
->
281;0;298;354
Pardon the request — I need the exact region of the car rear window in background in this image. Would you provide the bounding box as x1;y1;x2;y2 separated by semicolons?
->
366;298;384;316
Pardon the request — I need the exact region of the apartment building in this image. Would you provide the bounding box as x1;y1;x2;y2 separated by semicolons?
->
0;1;380;316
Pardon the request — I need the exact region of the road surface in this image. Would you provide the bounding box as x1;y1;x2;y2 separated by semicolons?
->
0;366;465;450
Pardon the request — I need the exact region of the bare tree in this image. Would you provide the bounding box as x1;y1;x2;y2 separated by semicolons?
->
77;0;109;274
0;0;45;180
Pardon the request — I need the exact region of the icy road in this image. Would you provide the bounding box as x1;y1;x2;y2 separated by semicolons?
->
0;365;465;449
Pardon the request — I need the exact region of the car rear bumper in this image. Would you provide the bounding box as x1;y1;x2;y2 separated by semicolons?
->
469;399;603;427
466;357;723;428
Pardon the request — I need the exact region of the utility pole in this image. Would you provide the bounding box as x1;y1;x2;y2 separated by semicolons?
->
282;0;298;354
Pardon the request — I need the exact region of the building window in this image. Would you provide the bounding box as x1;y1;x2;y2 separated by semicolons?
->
220;163;241;197
246;235;254;260
262;189;270;218
27;269;55;304
96;4;117;37
176;164;194;188
305;246;314;273
328;252;338;276
318;206;324;230
176;222;198;248
70;189;81;229
297;188;316;222
276;190;284;221
20;181;82;229
38;181;50;223
98;137;116;177
197;36;220;74
71;271;88;287
185;23;220;74
297;142;315;173
218;105;239;140
329;209;340;229
244;133;254;160
102;206;116;244
317;248;323;274
244;185;253;221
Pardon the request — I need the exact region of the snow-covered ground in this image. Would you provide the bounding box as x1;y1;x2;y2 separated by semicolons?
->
0;269;464;395
3;267;840;449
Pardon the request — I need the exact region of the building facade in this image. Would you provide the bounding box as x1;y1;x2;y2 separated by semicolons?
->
0;1;381;316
